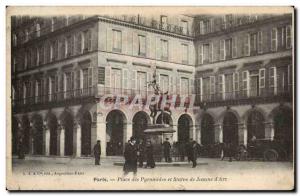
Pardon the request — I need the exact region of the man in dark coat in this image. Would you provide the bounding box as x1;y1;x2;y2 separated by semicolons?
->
93;140;101;165
137;139;145;167
123;137;138;176
186;139;193;163
191;140;199;168
145;140;155;168
162;138;171;162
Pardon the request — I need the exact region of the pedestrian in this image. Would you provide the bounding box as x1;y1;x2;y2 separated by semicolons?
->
179;141;186;161
137;139;144;167
186;138;193;163
145;140;155;168
191;140;199;168
123;137;138;177
93;140;101;165
18;137;25;159
162;138;171;162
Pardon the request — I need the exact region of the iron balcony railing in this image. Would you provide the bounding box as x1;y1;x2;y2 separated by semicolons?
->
196;85;293;107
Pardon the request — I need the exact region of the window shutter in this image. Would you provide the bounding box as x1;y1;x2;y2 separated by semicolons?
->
88;30;92;51
209;43;214;62
107;28;112;52
218;75;225;100
242;71;249;97
258;31;263;53
131;70;137;90
199;44;203;64
220;40;225;60
210;76;215;99
87;68;92;88
199;77;203;101
233;72;239;97
189;78;194;94
286;25;292;49
269;67;277;95
271;28;278;52
259;68;266;88
105;66;111;88
133;33;139;56
244;34;250;56
199;21;204;35
232;37;237;58
122;69;128;89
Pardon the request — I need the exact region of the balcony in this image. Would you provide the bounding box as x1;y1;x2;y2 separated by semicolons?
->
196;86;293;108
13;86;195;113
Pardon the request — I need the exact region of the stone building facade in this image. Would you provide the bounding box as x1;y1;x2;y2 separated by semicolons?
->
11;13;293;158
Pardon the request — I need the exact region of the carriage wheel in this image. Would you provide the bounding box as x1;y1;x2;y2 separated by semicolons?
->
264;149;279;161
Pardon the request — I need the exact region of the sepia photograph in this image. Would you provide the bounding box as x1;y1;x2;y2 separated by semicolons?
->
6;6;295;191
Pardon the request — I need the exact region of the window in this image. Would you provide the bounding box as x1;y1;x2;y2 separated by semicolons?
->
83;30;92;52
269;67;277;95
36;23;41;37
199;20;210;35
180;77;189;95
202;77;211;101
225;74;234;99
225;38;232;59
38;46;44;65
286;25;292;49
210;76;216;100
50;43;54;62
98;67;105;85
160;15;167;25
51;18;55;32
203;44;209;63
250;33;257;55
218;75;225;100
220;40;225;60
36;48;39;66
138;35;146;56
209;43;214;62
233;72;239;97
76;33;83;54
244;34;250;56
181;44;188;64
259;68;266;95
181;20;188;35
112;30;122;52
257;31;263;53
271;28;278;52
161;39;168;60
232;37;237;58
199;45;203;64
66;35;73;57
242;71;249;97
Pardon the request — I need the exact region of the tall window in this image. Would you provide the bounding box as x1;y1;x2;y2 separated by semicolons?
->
181;20;188;35
257;31;263;53
271;28;278;52
160;15;167;25
244;34;250;56
286;25;292;49
112;30;122;53
225;74;234;99
232;37;237;58
138;35;146;56
181;44;188;64
83;30;92;52
36;23;41;37
203;44;210;63
220;40;225;60
225;38;232;59
199;20;210;35
161;39;168;61
180;77;189;95
250;33;257;55
66;35;73;56
76;33;83;54
202;77;211;101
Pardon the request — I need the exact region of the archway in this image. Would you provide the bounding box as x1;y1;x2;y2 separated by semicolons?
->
273;107;293;159
201;113;215;145
61;112;74;156
47;113;58;155
132;111;150;142
32;114;43;155
81;111;92;156
156;112;173;125
247;110;265;140
12;117;19;155
106;110;127;156
21;116;30;154
178;114;192;144
223;112;239;146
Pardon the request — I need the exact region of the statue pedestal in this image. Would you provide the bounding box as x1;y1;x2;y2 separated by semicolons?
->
144;124;175;162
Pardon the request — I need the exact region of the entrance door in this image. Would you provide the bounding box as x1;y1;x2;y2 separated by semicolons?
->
223;112;238;146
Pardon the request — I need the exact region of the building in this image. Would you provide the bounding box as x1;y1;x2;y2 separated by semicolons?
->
11;13;293;158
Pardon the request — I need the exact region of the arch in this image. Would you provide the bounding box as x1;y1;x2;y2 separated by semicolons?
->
201;113;215;146
12;116;19;155
246;109;265;140
106;110;127;156
156;112;173;125
60;110;74;156
132;111;151;142
31;113;44;155
80;110;92;156
21;115;31;154
222;111;239;146
270;105;293;159
46;112;58;155
177;114;193;143
217;108;241;124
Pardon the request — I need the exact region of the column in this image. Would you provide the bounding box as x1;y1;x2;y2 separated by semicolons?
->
29;122;34;155
43;121;50;156
126;123;133;142
265;122;274;141
238;123;247;146
214;124;223;143
58;124;65;156
74;121;81;157
96;113;106;156
173;124;178;142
